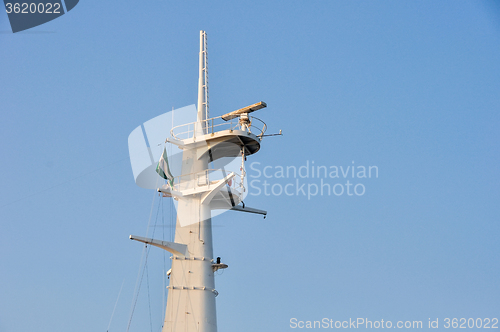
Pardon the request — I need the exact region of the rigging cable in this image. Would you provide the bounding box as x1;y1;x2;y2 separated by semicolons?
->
126;174;160;332
146;261;153;332
161;195;167;328
106;279;125;332
126;244;152;332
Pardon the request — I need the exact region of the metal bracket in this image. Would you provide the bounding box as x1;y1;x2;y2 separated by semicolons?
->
130;235;188;257
230;205;267;217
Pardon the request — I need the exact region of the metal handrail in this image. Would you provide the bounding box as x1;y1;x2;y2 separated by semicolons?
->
170;115;267;140
169;168;244;194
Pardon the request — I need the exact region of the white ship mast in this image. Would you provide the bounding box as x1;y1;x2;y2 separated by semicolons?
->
130;31;268;332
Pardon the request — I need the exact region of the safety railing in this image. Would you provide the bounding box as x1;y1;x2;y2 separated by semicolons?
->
170;115;267;141
169;169;244;196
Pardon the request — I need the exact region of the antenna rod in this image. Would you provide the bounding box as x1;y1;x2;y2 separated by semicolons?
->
197;30;209;130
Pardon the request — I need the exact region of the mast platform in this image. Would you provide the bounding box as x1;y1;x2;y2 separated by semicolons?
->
170;113;267;159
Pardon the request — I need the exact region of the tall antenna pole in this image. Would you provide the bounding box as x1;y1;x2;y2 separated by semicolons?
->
197;30;209;129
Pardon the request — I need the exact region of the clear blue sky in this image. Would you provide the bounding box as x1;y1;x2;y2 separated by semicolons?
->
1;1;499;331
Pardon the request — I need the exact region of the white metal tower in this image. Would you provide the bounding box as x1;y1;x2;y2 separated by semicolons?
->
130;31;268;332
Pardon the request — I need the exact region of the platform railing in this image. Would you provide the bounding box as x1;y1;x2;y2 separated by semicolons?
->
168;169;244;196
170;115;267;140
